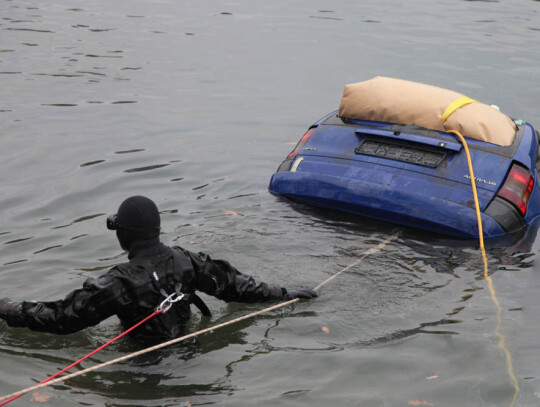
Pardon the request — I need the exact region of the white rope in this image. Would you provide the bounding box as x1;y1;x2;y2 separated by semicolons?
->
0;233;398;402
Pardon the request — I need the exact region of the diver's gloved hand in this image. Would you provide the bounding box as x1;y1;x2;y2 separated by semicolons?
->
0;298;22;322
284;288;318;300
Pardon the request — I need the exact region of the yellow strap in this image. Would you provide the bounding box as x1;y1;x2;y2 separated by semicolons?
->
441;96;476;123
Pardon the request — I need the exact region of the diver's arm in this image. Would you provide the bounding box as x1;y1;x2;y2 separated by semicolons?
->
181;248;316;303
0;272;123;334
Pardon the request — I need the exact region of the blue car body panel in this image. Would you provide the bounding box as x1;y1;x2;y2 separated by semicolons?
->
269;111;540;239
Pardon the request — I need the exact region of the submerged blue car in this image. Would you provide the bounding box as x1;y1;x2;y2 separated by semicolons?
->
269;78;540;241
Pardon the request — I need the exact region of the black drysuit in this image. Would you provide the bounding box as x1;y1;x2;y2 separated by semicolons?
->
3;239;286;339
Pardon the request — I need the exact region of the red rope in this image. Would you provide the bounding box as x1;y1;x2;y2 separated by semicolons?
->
0;309;164;406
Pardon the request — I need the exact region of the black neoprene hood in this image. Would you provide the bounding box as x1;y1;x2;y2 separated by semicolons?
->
115;195;161;231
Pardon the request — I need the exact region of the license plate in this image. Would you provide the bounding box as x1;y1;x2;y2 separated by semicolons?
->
355;139;445;168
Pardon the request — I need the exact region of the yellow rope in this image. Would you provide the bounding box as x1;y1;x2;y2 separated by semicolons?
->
0;233;399;402
447;129;519;406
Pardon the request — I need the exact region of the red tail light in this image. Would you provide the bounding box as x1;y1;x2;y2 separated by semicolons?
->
287;127;316;159
497;163;534;216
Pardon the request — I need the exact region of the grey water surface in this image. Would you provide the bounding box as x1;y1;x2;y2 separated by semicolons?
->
1;0;540;406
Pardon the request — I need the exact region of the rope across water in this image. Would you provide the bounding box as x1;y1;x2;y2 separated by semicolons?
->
0;233;399;402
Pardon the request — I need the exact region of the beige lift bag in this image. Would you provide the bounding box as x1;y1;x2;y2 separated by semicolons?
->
338;76;517;146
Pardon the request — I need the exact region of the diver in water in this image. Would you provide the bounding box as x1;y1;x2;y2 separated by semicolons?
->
0;196;317;339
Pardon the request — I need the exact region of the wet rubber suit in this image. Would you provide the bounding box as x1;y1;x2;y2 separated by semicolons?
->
0;196;317;339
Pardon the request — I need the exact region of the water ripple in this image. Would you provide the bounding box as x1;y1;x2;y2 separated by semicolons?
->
3;259;27;265
4;237;33;245
34;73;84;77
76;71;106;76
33;245;62;254
123;164;169;173
352;318;462;348
41;103;78;107
309;16;344;21
80;160;105;167
85;54;122;58
4;28;54;33
115;149;145;154
52;213;105;229
227;193;258;199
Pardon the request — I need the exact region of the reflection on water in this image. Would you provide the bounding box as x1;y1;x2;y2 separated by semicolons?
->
353;317;462;348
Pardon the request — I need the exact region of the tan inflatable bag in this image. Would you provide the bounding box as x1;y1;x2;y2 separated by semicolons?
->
338;76;517;146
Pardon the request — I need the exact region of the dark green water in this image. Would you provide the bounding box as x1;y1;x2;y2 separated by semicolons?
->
1;0;540;405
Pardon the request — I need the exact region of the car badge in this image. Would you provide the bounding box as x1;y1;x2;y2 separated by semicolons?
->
464;174;497;186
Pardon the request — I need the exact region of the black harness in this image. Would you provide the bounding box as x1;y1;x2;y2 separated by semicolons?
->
152;246;211;317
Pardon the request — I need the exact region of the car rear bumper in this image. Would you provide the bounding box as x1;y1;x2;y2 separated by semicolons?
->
269;169;506;239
